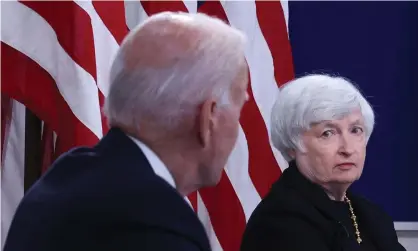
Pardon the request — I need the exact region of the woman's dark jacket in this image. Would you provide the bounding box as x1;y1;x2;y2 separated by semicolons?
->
240;161;406;251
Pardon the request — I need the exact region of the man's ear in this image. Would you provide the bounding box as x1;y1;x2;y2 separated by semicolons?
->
287;149;296;159
198;98;217;148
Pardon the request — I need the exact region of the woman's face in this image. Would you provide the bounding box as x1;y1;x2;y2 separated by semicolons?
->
294;110;367;186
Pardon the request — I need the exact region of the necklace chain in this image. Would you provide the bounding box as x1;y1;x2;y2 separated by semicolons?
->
344;194;362;244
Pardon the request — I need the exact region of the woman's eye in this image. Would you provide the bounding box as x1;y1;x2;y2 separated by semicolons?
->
352;126;364;134
321;130;334;138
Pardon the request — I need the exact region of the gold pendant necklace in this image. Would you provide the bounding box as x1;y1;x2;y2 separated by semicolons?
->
344;194;362;244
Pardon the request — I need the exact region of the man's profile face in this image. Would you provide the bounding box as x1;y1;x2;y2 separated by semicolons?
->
203;61;249;186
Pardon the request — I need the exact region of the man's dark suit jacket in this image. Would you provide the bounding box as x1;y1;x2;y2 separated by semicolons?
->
3;127;211;251
240;161;406;251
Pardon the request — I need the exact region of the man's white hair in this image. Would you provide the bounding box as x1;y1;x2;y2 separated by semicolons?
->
103;12;247;130
271;74;375;162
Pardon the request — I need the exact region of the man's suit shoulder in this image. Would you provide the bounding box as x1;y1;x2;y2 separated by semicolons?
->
24;144;181;223
9;132;211;251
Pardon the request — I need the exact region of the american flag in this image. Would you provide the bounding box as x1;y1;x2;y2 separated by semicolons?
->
1;1;294;250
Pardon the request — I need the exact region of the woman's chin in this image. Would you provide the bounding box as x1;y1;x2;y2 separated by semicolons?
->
332;171;361;184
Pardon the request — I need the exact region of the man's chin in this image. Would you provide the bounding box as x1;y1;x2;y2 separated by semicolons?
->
210;174;223;187
203;171;223;188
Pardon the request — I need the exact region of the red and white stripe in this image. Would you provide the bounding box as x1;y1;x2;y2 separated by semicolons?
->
1;99;26;246
1;1;294;250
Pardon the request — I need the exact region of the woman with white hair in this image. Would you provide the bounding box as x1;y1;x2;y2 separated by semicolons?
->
240;74;405;251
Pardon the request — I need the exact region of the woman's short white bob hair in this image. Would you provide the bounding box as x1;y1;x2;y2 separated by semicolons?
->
271;74;375;162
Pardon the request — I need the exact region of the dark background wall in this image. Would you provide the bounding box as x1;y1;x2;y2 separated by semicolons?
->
288;1;418;222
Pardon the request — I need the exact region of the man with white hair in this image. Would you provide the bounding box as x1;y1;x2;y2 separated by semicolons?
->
4;12;249;251
241;74;405;251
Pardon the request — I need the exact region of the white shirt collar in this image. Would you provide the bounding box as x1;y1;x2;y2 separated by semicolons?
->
127;134;194;209
127;135;176;189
